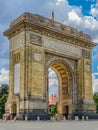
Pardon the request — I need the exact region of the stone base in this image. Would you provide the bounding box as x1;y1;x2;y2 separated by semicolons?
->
16;112;51;120
82;104;96;113
3;113;10;120
71;111;98;120
55;114;64;120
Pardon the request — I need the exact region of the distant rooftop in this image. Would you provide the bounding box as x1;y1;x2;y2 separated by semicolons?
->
49;94;58;105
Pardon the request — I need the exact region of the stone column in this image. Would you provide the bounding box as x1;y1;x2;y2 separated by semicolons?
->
77;58;95;112
9;53;14;99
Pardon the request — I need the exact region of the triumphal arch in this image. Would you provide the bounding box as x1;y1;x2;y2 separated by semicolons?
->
4;12;96;119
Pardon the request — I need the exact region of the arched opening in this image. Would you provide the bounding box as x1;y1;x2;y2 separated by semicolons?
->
47;61;73;115
48;68;59;114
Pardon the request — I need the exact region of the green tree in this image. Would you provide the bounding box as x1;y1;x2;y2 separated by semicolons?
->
0;94;8;118
0;84;8;119
50;103;58;117
93;92;98;113
0;84;8;98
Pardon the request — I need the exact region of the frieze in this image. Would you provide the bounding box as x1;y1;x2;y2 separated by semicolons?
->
4;24;95;49
4;13;96;49
9;13;92;42
43;37;82;59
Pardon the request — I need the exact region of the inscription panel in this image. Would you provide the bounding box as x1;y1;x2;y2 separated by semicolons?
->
43;37;82;59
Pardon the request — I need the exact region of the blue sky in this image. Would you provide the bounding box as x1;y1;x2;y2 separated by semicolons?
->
0;0;98;91
68;0;97;16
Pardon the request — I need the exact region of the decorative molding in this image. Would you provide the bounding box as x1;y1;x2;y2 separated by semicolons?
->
82;49;90;58
43;37;82;59
13;53;20;64
4;13;96;49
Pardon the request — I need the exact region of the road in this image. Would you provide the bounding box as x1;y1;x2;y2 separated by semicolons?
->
0;120;98;130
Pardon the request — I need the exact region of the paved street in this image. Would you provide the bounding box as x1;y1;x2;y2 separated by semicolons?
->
0;121;98;130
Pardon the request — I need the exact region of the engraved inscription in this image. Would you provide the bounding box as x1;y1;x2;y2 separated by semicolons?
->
43;38;82;59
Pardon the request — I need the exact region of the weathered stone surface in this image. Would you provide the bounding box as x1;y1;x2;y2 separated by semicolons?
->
4;12;96;117
43;37;82;59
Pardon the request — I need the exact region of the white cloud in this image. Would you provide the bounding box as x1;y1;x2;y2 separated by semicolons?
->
68;11;81;25
48;68;58;87
57;0;64;1
83;16;98;31
49;78;58;87
91;8;98;17
53;1;98;44
49;69;55;77
48;68;58;97
67;13;98;42
92;73;98;93
84;19;92;28
56;0;65;5
90;2;98;19
0;68;9;85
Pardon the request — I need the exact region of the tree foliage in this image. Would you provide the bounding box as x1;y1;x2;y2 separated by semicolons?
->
50;103;58;117
93;92;98;113
0;94;8;118
0;84;8;98
0;84;8;119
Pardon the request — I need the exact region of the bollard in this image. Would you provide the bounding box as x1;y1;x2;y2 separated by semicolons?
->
68;115;71;120
86;116;88;120
82;116;84;121
25;115;28;121
75;116;79;121
50;116;52;120
14;116;16;122
37;116;40;121
10;115;12;120
63;116;66;121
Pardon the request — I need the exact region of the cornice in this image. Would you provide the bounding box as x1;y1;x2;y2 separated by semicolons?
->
4;12;96;49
